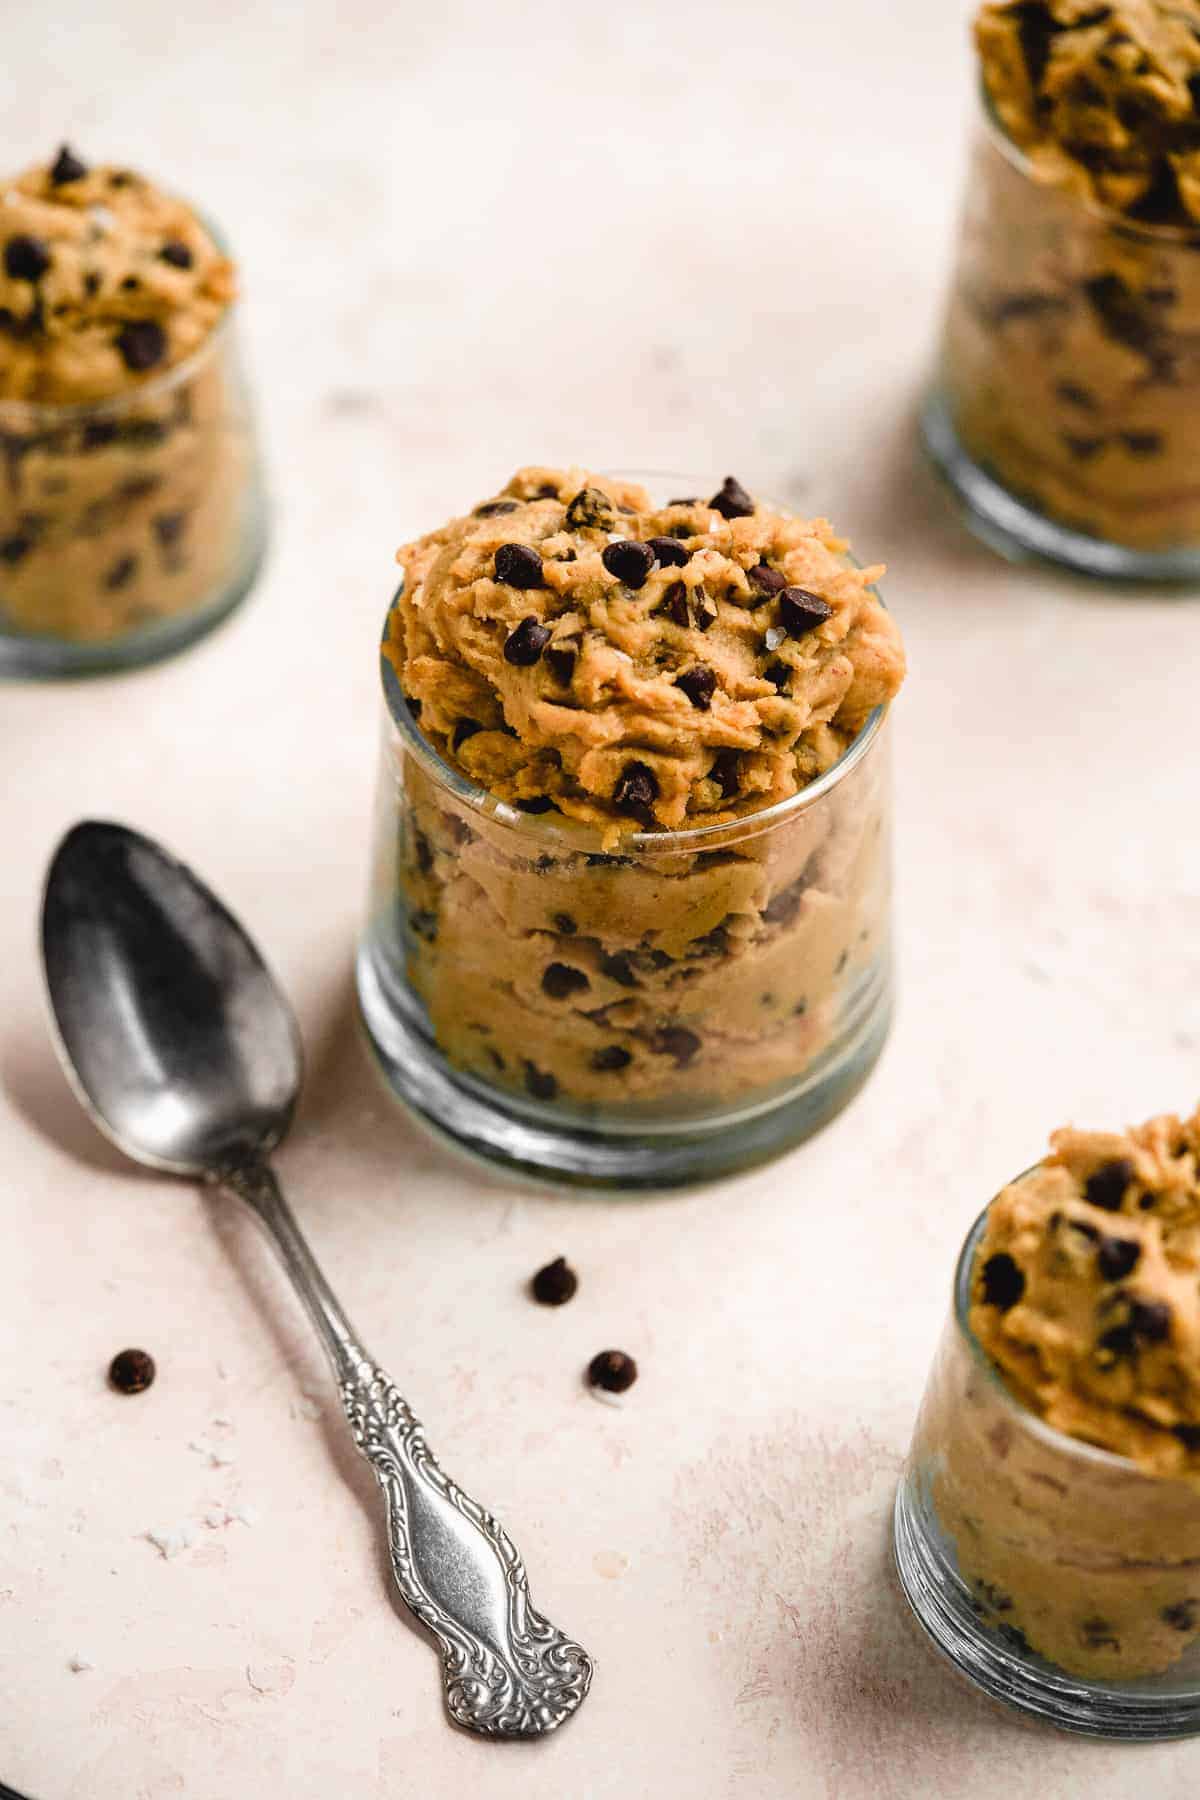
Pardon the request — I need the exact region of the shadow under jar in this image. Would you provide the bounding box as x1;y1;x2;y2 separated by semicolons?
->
894;1203;1200;1741
357;603;894;1192
0;303;266;677
923;95;1200;583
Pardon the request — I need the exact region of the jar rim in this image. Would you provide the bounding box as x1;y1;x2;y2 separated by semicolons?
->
976;81;1200;248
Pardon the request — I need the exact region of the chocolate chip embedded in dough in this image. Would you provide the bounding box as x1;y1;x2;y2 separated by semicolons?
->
980;1252;1025;1312
152;510;187;548
115;319;167;373
451;717;484;752
1162;1600;1199;1630
587;1349;638;1393
1121;431;1164;457
1082;274;1160;357
591;1045;632;1072
748;561;787;599
613;760;658;818
645;535;690;568
542;963;590;999
711;748;740;799
1079;1617;1120;1653
657;581;691;627
601;539;655;589
4;235;51;282
1056;381;1097;411
531;1256;578;1306
600;952;638;988
50;144;88;185
0;533;32;565
693;591;718;632
1085;1158;1134;1212
764;660;791;691
515;795;554;814
1062;434;1105;461
564;486;616;530
552;912;577;935
1173;1427;1200;1454
474;498;519;517
503;615;552;666
494;542;545;589
779;587;832;638
709;475;755;519
1130;1298;1171;1343
524;1062;558;1101
648;1025;701;1067
102;553;138;590
545;643;577;684
159;239;193;269
1097;1237;1141;1281
676;665;717;711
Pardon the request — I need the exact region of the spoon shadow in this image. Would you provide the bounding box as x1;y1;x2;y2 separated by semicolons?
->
1;1029;133;1178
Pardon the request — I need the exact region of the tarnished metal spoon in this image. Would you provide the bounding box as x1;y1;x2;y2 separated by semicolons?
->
40;820;592;1739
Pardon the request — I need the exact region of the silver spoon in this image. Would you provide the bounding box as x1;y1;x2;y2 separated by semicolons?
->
40;820;593;1739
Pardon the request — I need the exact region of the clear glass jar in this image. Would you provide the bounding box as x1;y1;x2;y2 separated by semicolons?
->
357;538;895;1190
923;94;1200;582
894;1200;1200;1740
0;301;266;677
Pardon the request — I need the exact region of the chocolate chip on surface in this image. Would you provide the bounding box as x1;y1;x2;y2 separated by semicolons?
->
545;644;577;684
709;475;755;519
649;1025;701;1066
1097;1237;1141;1282
591;1045;632;1071
645;535;690;567
676;665;717;710
108;1348;155;1394
779;587;832;637
494;542;545;588
748;561;786;598
4;235;51;282
693;591;718;632
601;539;655;589
564;486;616;530
115;319;167;372
50;144;88;185
980;1252;1025;1311
657;581;691;627
542;962;590;999
613;761;658;817
159;239;194;269
1085;1158;1134;1212
588;1349;638;1393
531;1256;578;1306
504;614;552;666
524;1062;558;1101
600;952;638;988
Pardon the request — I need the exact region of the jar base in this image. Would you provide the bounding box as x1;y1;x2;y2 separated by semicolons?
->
893;1473;1200;1740
921;391;1200;587
355;936;893;1192
0;506;268;680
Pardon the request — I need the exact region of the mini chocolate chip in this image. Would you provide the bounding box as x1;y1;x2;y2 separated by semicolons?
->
531;1256;578;1306
413;831;433;874
601;539;655;589
763;625;786;652
645;535;690;567
1174;1427;1200;1453
535;483;559;498
515;795;554;813
50;144;88;185
1131;1298;1171;1343
711;748;740;798
709;475;755;519
1080;1617;1120;1652
764;660;790;691
763;881;804;927
591;1045;632;1072
542;962;590;999
474;498;519;517
564;486;616;530
4;235;51;282
588;1349;638;1393
980;1253;1025;1311
152;510;186;547
667;496;699;507
779;587;832;637
1097;1237;1141;1281
451;717;484;751
115;319;167;372
552;912;577;935
676;665;717;710
649;1025;701;1066
1062;434;1105;461
1085;1158;1134;1212
404;694;422;719
524;1062;558;1101
103;553;138;590
545;644;577;684
494;542;545;589
108;1348;155;1394
109;171;135;188
657;581;691;627
120;275;140;292
1121;431;1163;456
504;614;552;666
82;419;119;450
1162;1600;1199;1630
748;562;787;598
1056;382;1097;411
83;270;101;297
600;952;638;988
613;761;658;818
0;533;32;564
1082;274;1160;357
159;239;193;270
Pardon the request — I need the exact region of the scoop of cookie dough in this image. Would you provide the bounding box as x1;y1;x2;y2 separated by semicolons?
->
0;145;235;403
977;0;1200;225
388;466;904;844
972;1103;1200;1476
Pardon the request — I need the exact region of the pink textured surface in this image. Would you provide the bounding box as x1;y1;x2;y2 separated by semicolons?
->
4;1;1200;1794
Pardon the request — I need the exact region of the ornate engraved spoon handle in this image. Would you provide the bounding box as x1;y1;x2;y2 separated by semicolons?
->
220;1159;593;1738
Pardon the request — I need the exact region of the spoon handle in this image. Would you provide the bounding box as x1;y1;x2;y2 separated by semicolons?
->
220;1159;592;1738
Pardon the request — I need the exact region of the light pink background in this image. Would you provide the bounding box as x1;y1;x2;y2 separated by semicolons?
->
4;1;1200;1794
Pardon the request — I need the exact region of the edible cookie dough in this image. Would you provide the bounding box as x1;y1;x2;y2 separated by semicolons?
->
0;146;252;642
926;1104;1200;1682
380;467;905;1110
936;3;1200;553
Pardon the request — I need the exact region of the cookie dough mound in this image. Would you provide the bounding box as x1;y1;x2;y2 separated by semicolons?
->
388;466;904;844
972;1103;1200;1476
977;0;1200;225
0;146;235;404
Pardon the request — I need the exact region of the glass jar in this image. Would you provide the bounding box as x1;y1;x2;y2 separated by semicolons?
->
0;299;266;677
894;1200;1200;1740
357;527;895;1190
923;94;1200;582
